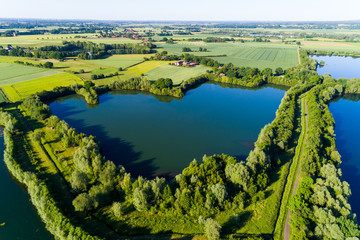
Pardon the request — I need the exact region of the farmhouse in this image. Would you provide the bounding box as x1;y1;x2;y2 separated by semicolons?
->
174;61;184;66
174;61;198;67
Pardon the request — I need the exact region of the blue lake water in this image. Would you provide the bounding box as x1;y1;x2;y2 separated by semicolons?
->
312;55;360;79
330;96;360;218
0;134;53;240
50;83;286;178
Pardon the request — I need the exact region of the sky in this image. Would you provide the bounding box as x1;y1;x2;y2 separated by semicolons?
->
2;0;360;22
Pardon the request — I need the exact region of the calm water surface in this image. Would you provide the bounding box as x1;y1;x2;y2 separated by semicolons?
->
312;55;360;79
0;133;53;240
330;96;360;218
50;83;286;178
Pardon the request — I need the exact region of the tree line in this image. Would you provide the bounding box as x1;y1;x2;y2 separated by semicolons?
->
289;84;360;239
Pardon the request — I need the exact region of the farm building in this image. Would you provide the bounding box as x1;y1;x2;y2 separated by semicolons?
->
174;61;184;66
175;61;198;67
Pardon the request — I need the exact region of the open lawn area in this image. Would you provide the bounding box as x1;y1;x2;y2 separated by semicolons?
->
158;42;299;69
2;72;83;102
0;62;59;87
145;65;209;84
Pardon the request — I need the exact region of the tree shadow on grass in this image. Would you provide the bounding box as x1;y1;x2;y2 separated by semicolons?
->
221;210;253;233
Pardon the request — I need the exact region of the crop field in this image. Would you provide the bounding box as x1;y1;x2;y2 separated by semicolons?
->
0;62;59;87
158;42;299;69
2;72;82;102
88;54;149;69
300;41;360;54
128;60;175;75
0;34;140;48
145;65;209;84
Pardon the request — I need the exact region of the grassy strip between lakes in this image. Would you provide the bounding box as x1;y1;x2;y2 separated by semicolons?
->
273;97;307;240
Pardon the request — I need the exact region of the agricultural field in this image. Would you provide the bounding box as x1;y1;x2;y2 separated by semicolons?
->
0;34;140;48
0;62;59;87
300;41;360;54
2;72;82;102
88;54;150;69
0;55;135;82
158;42;299;69
145;65;209;84
127;60;175;75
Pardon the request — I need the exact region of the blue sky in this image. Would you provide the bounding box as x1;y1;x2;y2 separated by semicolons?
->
3;0;360;21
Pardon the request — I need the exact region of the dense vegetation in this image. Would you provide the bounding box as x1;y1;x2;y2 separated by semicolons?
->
0;81;309;239
1;19;360;240
289;84;360;239
0;109;102;240
0;41;155;60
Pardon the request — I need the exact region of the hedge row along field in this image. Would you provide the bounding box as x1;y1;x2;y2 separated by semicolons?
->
88;54;150;69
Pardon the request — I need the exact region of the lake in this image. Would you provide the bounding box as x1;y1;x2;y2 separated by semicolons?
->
50;83;286;178
0;133;53;240
330;96;360;218
312;55;360;79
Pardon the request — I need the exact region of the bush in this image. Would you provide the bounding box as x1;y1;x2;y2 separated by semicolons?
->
204;218;221;240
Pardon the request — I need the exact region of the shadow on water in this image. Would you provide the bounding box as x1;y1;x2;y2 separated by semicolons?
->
51;101;161;179
109;90;180;103
206;81;290;91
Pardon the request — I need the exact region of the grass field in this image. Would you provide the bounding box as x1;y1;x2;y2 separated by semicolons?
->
159;42;299;69
2;72;83;102
0;62;59;87
145;65;209;84
88;54;150;69
128;60;175;75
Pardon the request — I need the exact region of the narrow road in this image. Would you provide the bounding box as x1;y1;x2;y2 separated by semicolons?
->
283;99;308;240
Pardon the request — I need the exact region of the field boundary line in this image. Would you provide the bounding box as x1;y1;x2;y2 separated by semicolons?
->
124;60;146;70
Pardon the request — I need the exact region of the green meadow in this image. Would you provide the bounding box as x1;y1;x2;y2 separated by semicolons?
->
0;62;59;87
2;72;82;102
88;54;149;69
159;42;299;69
145;65;209;84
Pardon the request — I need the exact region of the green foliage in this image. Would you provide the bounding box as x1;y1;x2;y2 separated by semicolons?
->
0;110;101;239
43;61;53;68
30;129;45;143
112;202;123;218
133;188;149;212
22;95;51;120
73;193;97;211
70;170;89;191
204;218;221;240
153;78;173;89
290;84;359;239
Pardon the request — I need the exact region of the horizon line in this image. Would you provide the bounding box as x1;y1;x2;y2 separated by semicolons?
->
1;17;360;24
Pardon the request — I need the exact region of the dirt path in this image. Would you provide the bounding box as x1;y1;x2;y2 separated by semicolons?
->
283;99;308;240
297;47;301;65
